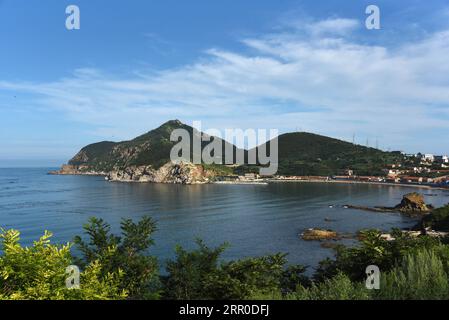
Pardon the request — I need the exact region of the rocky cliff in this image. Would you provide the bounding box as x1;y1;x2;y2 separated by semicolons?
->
107;162;212;184
50;120;238;184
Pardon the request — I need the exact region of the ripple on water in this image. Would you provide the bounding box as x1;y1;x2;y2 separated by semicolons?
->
0;169;445;268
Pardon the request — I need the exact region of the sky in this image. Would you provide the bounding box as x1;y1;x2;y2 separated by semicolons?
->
1;0;449;166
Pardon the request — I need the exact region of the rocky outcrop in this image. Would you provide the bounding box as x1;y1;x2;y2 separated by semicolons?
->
394;193;432;215
49;165;108;176
50;120;243;184
344;193;433;216
344;205;395;213
50;162;213;185
107;162;211;184
301;229;340;241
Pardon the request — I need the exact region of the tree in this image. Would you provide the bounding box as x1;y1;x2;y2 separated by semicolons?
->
204;253;289;300
163;239;308;300
314;229;441;283
163;239;227;300
294;273;371;300
377;248;449;300
74;216;160;299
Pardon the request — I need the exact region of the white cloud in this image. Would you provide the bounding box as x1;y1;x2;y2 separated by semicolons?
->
1;18;449;153
305;18;360;36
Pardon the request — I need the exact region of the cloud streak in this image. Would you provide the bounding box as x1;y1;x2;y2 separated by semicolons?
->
1;18;449;153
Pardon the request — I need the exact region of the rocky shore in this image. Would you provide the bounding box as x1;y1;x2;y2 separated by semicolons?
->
302;192;449;249
344;192;433;216
50;162;213;185
301;229;340;241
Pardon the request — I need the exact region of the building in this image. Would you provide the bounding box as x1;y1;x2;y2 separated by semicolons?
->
435;155;449;164
400;176;424;184
385;169;403;177
423;154;435;162
243;173;258;180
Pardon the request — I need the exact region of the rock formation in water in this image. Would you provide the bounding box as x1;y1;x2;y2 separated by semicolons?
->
301;229;340;241
394;192;433;214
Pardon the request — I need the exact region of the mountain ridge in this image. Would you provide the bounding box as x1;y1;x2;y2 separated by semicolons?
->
54;120;401;181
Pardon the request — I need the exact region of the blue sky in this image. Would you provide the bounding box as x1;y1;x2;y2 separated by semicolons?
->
1;0;449;166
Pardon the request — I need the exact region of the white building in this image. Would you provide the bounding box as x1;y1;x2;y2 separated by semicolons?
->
423;154;435;162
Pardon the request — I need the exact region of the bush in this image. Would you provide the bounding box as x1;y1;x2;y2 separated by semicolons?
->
377;248;449;300
314;229;441;283
0;229;126;300
204;253;288;300
419;204;449;232
2;215;449;300
162;239;227;300
163;240;309;300
294;273;371;300
74;216;160;299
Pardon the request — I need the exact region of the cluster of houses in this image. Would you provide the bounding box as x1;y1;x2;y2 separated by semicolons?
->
221;153;449;187
272;174;449;186
332;153;449;186
383;153;449;186
413;153;449;167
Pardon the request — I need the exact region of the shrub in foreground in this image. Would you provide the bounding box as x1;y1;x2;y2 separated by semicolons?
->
0;229;126;300
74;217;160;299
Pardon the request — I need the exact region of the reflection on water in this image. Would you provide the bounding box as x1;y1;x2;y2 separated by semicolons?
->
1;168;448;268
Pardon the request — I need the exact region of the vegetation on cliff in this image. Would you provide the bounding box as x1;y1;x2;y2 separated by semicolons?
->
254;132;402;176
68;120;242;173
62;120;403;178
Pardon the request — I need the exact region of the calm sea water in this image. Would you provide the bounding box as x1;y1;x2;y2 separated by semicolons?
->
1;168;448;269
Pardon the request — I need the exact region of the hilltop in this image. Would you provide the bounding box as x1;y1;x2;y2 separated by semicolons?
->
67;120;240;172
53;120;239;183
252;132;401;176
53;120;402;182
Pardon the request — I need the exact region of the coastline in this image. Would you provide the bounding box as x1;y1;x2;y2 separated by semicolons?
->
265;179;449;191
50;170;448;191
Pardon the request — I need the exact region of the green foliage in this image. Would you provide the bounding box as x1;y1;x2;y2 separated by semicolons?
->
419;204;449;232
163;239;227;300
3;212;449;300
69;120;403;177
280;265;311;293
314;229;441;283
254;132;402;176
204;254;289;300
0;229;126;300
294;273;371;300
74;216;160;299
69;120;242;171
377;247;449;300
163;240;308;300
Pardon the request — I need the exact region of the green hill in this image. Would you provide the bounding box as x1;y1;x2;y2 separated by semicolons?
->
252;132;401;176
67;121;401;177
68;120;241;173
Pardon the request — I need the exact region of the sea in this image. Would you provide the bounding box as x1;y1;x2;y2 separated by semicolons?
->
1;167;448;270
